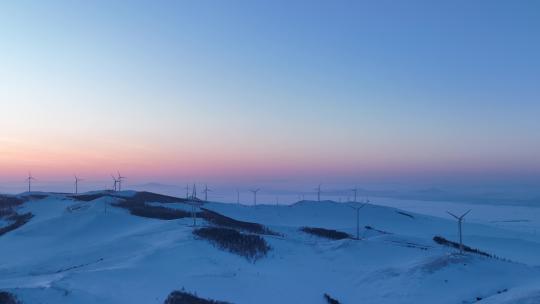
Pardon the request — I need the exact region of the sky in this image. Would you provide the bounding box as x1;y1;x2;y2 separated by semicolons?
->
0;1;539;196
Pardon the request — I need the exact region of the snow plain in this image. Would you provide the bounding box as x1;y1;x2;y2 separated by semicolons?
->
1;191;539;304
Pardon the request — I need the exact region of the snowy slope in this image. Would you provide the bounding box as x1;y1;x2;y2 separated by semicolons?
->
0;192;539;304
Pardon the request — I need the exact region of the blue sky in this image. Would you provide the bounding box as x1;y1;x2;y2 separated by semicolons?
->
0;1;538;193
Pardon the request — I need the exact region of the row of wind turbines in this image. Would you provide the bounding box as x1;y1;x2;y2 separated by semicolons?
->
22;174;473;254
24;172;127;194
23;177;378;207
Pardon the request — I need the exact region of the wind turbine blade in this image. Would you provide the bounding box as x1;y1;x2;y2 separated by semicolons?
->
461;209;472;219
447;211;459;219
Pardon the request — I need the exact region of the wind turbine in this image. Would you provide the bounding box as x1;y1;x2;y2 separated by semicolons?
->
117;172;126;191
26;172;36;192
188;184;201;226
250;188;260;205
236;189;240;205
350;201;368;240
191;183;197;199
315;184;322;202
447;209;471;254
351;187;359;202
202;184;211;201
111;175;118;191
74;175;82;194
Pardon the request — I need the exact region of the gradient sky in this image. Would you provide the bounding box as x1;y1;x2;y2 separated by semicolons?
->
0;1;539;192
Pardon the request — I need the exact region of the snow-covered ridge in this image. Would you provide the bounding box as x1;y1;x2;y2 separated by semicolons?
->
0;191;539;303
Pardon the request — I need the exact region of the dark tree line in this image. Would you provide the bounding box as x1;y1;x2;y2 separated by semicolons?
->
300;227;351;240
193;227;270;261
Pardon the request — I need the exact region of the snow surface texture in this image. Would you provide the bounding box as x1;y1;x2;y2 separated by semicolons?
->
0;191;539;304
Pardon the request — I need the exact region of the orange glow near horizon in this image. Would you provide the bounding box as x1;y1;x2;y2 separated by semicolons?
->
1;132;538;185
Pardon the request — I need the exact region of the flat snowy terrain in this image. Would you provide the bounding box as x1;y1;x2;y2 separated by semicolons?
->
1;191;539;303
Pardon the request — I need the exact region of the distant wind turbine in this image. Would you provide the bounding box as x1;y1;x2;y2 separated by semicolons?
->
236;189;240;205
111;175;118;191
117;172;126;191
188;184;201;226
351;187;359;202
74;175;82;194
447;210;471;254
315;184;322;202
202;184;211;201
191;184;197;199
250;188;260;205
350;201;368;240
26;172;36;192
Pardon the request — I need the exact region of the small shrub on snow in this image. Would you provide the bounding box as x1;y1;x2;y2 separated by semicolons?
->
0;291;21;304
323;293;341;304
193;227;270;261
164;290;231;304
364;225;391;235
300;227;350;240
396;211;414;219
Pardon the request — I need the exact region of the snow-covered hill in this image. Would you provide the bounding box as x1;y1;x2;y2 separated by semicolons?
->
1;191;539;304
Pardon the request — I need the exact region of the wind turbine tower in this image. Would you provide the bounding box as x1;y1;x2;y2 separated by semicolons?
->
351;187;358;202
117;172;126;191
191;184;197;199
26;172;36;192
315;184;322;202
350;202;367;240
236;189;240;205
202;184;211;201
74;176;82;194
447;210;471;254
111;175;118;191
250;188;260;205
